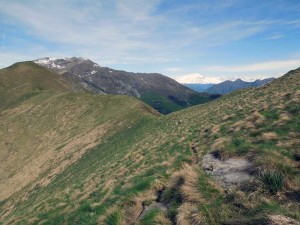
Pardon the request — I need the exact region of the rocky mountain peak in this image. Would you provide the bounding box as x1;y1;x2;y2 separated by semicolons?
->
33;56;219;114
34;57;101;76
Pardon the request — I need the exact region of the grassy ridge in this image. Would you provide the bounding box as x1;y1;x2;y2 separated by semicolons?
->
0;62;84;109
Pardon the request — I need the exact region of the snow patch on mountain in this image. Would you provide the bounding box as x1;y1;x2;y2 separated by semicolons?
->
174;73;222;84
34;57;55;65
33;57;101;75
34;57;64;69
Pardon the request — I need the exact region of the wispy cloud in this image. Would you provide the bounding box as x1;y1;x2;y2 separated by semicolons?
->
0;0;279;62
205;58;300;73
0;0;161;50
178;20;276;48
163;67;182;72
0;0;299;79
265;33;285;40
158;0;238;16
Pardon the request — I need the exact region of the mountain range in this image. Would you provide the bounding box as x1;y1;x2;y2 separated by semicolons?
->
206;77;275;94
174;73;222;84
34;57;219;114
0;60;299;225
174;73;221;92
175;73;275;94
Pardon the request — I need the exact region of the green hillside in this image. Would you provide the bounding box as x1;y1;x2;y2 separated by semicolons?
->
0;62;84;109
0;64;299;225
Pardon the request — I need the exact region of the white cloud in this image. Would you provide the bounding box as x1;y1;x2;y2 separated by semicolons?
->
0;0;282;66
205;58;300;73
0;0;167;66
0;0;161;50
0;0;299;79
179;20;276;48
286;20;300;27
174;73;222;84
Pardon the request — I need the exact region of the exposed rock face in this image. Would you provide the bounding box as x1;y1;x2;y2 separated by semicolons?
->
202;153;254;189
34;57;200;99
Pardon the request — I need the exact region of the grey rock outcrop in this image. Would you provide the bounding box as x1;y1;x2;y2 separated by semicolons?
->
202;153;254;189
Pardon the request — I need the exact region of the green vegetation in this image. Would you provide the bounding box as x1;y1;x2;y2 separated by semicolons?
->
140;91;216;115
0;62;83;109
0;63;299;224
228;137;252;155
261;109;280;121
141;92;183;114
261;171;284;194
137;208;160;225
104;210;122;225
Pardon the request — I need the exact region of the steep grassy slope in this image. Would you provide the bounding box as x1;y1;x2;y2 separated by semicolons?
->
0;63;160;224
0;66;299;225
0;92;159;198
162;68;300;224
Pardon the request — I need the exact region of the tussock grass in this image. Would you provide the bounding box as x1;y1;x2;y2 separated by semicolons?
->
177;203;204;225
137;208;160;225
103;207;123;225
260;171;284;195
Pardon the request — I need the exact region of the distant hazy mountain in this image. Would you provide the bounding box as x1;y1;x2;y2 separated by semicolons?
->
34;57;219;114
206;78;275;94
183;83;214;92
174;73;221;92
174;73;221;84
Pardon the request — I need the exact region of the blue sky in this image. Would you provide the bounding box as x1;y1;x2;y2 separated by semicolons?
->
0;0;300;80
